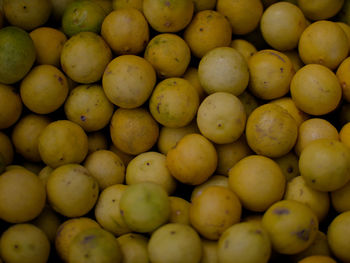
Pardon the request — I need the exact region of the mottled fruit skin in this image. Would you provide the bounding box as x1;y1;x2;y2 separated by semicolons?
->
0;26;36;84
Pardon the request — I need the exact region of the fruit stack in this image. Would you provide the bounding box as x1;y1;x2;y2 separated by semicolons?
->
0;0;350;263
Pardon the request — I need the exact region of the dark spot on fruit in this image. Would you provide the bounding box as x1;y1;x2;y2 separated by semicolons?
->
165;0;170;6
84;254;89;258
280;67;283;73
14;244;19;249
295;228;310;241
129;234;135;239
82;235;95;244
146;162;150;166
273;207;289;215
224;240;229;249
267;51;285;62
255;229;262;235
170;231;176;235
199;28;203;31
299;189;303;196
218;123;222;127
92;182;97;189
120;210;124;215
287;166;293;173
225;210;229;215
80;115;86;122
175;58;179;62
311;179;316;183
112;199;115;203
23;5;27;9
164;21;172;27
60;157;64;161
157;103;161;113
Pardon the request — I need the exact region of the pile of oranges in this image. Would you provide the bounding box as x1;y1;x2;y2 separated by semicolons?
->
1;0;350;262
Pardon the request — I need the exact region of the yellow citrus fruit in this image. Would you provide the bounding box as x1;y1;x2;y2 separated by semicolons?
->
149;78;199;128
102;55;156;108
229;155;286;212
109;144;135;167
3;0;52;31
192;0;216;12
168;196;191;225
84;149;125;190
55;217;101;262
29;27;67;67
269;97;309;127
144;33;191;78
116;233;149;263
119;182;171;233
166;133;217;185
337;22;350;50
283;50;305;72
157;121;199;155
327;211;350;262
197;92;246;144
60;31;112;84
68;227;122;263
262;200;319;255
215;135;253;176
290;64;342;116
230;39;257;63
298;255;337;263
237;90;260;117
64;84;114;132
298;20;348;70
94;184;131;236
182;67;206;102
0;26;36;84
0;168;46;223
126;151;177;195
340;122;350;148
38;166;53;188
292;230;332;262
112;0;142;11
260;2;307;51
198;47;249;95
87;131;108;154
148;223;202;263
248;49;294;100
201;239;218;263
0;131;14;166
216;0;263;35
0;224;50;263
246;103;298;158
297;0;344;20
38;120;88;168
31;206;61;243
284;176;330;222
273;151;300;182
294;118;339;156
331;179;350;213
101;8;149;55
46;164;99;217
110;107;159;155
0;84;22;129
336;56;350;103
20;64;69;114
299;139;350;192
61;0;106;37
142;0;194;33
11;114;51;162
217;221;272;263
191;175;229;201
190;186;242;240
183;10;232;58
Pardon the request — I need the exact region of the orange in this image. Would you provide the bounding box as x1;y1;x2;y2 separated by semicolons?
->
290;64;342;116
101;8;149;55
298;255;337;263
297;0;344;20
216;0;263;35
29;27;67;67
336;56;350;103
260;2;307;51
340;122;350;148
229;155;286;212
183;10;232;58
142;0;193;33
294;118;339;156
0;26;36;84
0;84;22;130
190;186;242;240
246;104;298;158
298;20;348;70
